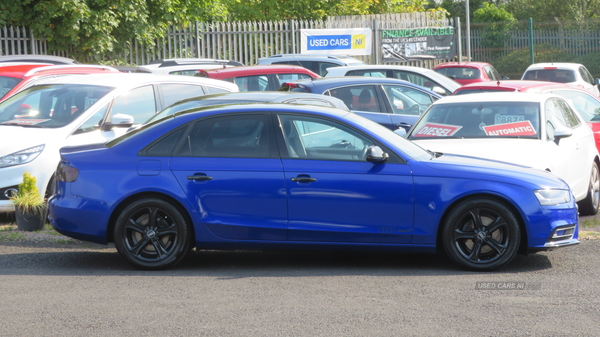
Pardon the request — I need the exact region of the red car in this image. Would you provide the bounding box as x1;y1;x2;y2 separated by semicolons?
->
454;80;600;152
0;63;120;102
433;62;506;86
196;64;319;91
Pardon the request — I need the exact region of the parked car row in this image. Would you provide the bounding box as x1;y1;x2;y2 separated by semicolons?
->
0;54;593;272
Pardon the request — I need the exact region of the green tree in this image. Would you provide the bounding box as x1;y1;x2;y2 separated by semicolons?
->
473;2;516;48
225;0;443;21
505;0;600;23
0;0;227;61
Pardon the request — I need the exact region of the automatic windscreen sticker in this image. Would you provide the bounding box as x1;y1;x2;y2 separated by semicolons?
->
3;119;49;125
483;120;536;136
412;123;462;137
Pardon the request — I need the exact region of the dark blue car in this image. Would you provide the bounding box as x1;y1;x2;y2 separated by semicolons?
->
49;103;579;271
278;76;442;132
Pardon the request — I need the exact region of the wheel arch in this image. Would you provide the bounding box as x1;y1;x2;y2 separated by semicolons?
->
106;192;196;247
435;193;529;255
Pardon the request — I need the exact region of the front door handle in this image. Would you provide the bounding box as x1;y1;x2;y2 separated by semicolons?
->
291;176;317;183
187;175;213;181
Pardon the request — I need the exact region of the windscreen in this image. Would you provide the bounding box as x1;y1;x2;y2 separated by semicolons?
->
0;84;112;128
408;102;541;140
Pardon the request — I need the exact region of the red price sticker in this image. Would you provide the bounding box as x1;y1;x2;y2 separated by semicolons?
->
483;120;537;136
412;123;463;137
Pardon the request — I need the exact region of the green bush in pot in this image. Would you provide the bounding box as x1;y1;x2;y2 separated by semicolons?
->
10;171;47;231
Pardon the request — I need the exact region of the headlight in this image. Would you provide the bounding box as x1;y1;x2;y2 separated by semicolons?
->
0;145;45;168
534;189;571;206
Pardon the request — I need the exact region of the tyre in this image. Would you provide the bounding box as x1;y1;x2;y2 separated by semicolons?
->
114;198;190;270
577;162;599;216
442;198;521;271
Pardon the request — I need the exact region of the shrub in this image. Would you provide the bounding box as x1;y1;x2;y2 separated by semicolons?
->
494;44;575;79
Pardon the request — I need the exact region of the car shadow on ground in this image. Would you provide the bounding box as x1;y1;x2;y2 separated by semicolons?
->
0;244;554;277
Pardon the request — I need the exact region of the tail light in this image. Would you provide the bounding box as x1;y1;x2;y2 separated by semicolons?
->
56;161;79;182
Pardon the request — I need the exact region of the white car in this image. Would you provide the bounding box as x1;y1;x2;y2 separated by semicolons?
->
0;73;238;212
521;63;600;97
407;92;600;215
324;65;461;96
136;58;244;76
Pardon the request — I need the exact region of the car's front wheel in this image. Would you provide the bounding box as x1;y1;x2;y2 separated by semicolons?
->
578;162;599;216
442;198;521;271
114;198;190;270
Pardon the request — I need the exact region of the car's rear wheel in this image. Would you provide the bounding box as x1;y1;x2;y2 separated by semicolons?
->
442;198;520;271
114;198;190;270
578;162;599;216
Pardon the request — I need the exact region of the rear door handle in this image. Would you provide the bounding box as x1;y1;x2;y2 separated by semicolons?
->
291;176;317;183
187;174;213;181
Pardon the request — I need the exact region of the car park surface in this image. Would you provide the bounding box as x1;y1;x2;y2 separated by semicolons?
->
258;54;365;76
196;65;320;91
407;92;600;215
324;64;460;96
521;62;600;96
434;61;505;85
0;73;238;213
278;76;442;132
49;102;579;271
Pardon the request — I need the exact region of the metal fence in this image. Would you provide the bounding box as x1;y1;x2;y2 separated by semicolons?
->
1;13;454;67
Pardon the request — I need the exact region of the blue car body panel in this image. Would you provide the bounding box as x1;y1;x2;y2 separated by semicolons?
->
49;104;579;256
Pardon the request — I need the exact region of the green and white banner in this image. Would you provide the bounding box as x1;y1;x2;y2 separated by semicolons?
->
381;27;456;62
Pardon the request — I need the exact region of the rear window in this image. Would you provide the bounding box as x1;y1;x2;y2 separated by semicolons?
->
435;67;480;80
523;69;576;83
408;102;541;140
454;88;516;95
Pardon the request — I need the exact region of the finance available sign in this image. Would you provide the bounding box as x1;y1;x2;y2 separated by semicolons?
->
381;27;456;62
301;28;372;56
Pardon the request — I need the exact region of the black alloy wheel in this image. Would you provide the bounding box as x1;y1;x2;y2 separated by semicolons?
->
442;198;520;271
114;198;190;270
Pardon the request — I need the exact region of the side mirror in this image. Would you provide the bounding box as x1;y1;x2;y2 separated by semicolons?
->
101;113;134;131
431;86;447;96
594;78;600;86
394;128;407;138
366;146;389;163
554;126;573;140
502;76;510;80
112;113;135;126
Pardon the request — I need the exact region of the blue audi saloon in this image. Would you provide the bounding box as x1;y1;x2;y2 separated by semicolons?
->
48;103;579;271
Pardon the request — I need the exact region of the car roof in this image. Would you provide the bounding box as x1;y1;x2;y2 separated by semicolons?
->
434;91;556;104
176;102;351;121
326;64;440;74
454;80;580;93
21;64;120;77
434;62;492;69
0;55;76;64
30;72;239;90
199;65;320;78
0;63;53;78
258;54;364;65
173;91;346;107
524;63;583;70
281;76;441;93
